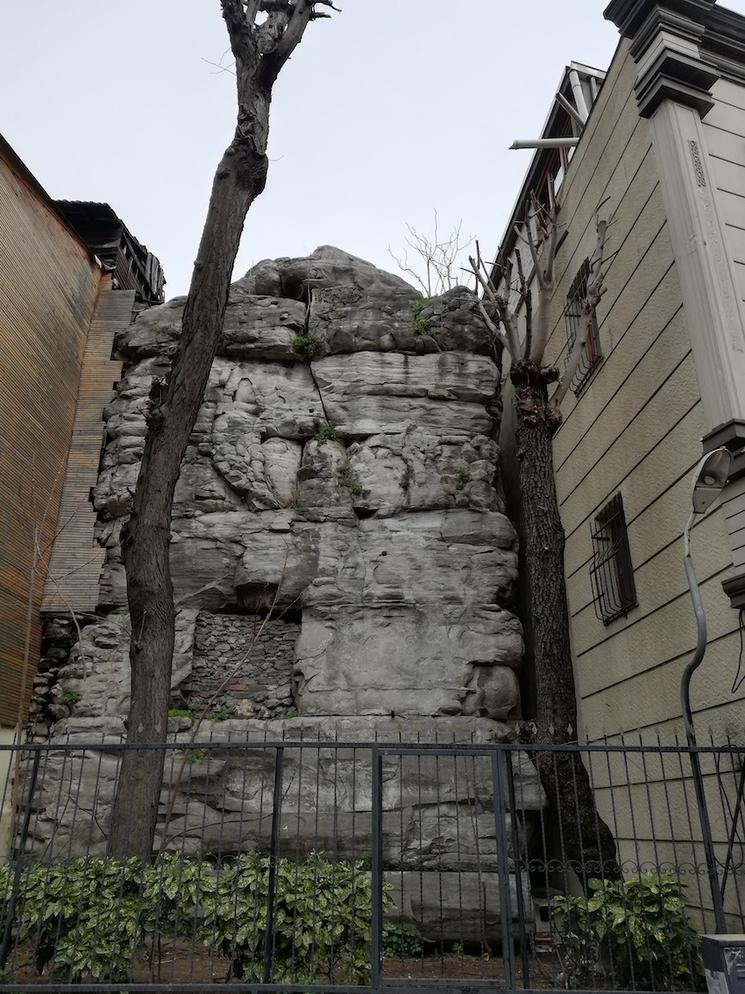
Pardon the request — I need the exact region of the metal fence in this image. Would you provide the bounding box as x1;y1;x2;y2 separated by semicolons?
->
0;736;743;993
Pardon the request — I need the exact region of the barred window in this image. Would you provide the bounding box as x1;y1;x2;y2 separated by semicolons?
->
590;494;637;625
565;259;602;393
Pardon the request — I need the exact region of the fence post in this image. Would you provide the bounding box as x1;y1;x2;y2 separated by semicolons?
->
370;746;383;993
262;745;284;985
505;747;530;988
491;747;516;991
0;749;40;969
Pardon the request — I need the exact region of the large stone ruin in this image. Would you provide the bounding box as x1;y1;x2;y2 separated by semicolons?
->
29;247;543;940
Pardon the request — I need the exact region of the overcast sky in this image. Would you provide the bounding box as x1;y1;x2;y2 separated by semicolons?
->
3;1;745;299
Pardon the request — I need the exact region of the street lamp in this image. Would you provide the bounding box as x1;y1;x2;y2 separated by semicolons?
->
681;447;733;936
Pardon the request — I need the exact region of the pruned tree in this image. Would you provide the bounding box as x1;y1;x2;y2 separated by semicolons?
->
109;0;339;860
469;188;620;881
389;211;473;297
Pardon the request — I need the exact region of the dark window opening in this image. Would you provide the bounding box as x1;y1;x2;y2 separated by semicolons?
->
590;494;637;625
565;258;602;394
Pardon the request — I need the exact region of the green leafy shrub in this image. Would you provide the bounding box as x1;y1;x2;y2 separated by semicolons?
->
292;333;320;359
0;853;383;985
205;853;378;982
9;857;149;982
552;874;703;991
59;690;79;708
382;922;424;960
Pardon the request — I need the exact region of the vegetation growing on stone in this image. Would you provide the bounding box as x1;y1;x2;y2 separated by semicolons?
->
315;424;339;443
292;333;320;359
337;461;368;498
412;298;432;337
59;689;80;708
455;468;471;491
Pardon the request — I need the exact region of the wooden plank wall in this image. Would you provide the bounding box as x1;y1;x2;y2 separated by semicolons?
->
0;154;101;726
42;286;132;617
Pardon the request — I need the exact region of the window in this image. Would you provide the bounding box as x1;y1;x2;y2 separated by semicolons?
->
590;494;637;624
565;259;602;393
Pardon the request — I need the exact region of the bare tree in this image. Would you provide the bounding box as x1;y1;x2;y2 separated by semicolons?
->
109;0;338;860
469;188;620;881
389;211;473;297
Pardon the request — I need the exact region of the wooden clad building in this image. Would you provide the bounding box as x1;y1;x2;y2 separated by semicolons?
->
0;136;102;729
0;135;163;731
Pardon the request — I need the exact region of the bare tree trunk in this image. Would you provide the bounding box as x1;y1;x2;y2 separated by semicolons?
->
109;129;268;858
107;0;337;858
512;361;620;881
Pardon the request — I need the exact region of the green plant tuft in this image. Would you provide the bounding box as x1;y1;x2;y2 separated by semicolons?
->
455;468;471;491
413;298;433;337
59;689;80;708
337;461;368;499
168;707;194;719
292;333;320;359
552;873;703;991
315;424;339;443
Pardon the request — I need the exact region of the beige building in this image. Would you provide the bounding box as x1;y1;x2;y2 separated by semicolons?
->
493;0;745;928
497;0;745;747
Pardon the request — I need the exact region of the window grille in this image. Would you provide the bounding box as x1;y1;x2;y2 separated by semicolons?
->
565;258;602;393
590;493;637;624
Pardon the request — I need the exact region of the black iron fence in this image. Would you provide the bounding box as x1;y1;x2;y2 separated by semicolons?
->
0;736;743;993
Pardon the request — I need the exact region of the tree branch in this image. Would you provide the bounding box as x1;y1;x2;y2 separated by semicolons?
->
221;0;252;60
528;192;560;364
468;242;520;361
261;0;311;82
551;217;608;412
245;0;263;22
516;216;543;291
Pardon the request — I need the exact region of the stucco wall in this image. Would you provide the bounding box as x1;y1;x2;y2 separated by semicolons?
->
0;149;101;726
704;77;745;322
702;76;745;588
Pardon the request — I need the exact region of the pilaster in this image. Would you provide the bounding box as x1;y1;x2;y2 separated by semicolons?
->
606;0;745;609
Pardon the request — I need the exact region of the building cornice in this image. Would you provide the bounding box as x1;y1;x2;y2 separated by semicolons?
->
702;420;745;458
605;0;715;38
722;574;745;610
704;5;745;81
604;0;726;116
